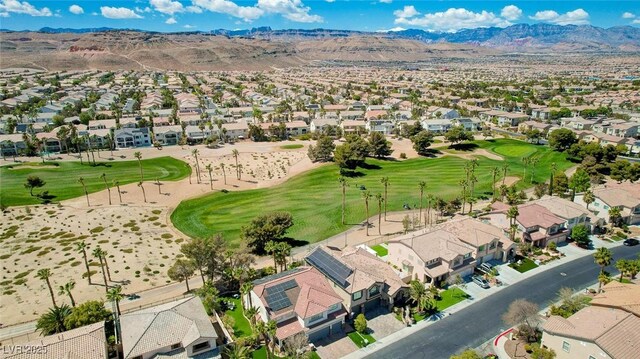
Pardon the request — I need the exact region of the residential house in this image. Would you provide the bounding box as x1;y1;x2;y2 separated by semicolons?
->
591;282;640;317
88;119;116;130
1;322;108;359
123;98;138;113
114;127;151;148
184;125;215;144
341;120;367;135
606;122;638;138
284;120;309;137
497;112;529;127
420;119;452;133
35;133;62;153
221;122;249;141
531;107;551;121
532;196;604;233
310;118;338;133
427;107;459;119
518;121;552;134
541;306;640;359
247;266;347;345
153;125;182;146
452;118;481;131
387;217;516;286
574;182;640;225
366;118;395;135
486;202;567;247
340;111;364;121
305;246;409;315
120;296;218;359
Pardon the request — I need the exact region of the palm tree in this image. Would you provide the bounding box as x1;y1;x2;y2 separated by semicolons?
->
58;280;76;307
76;241;92;285
616;259;631;282
380;177;389;220
138;181;147;203
206;164;213;190
375;193;384;235
245;306;259;330
418;181;426;226
232;149;240;180
220;163;227;185
469;159;479;194
598;271;612;290
37;268;57;308
507;205;519;241
608;207;622;227
276;242;291;272
223;343;251;359
102;249;112;281
240;282;254;308
106;285;124;316
78;177;90;206
113;180;123;203
522;157;530;183
409;280;430;313
100;173;111;205
529;157;540;183
265;241;278;274
459;179;468;215
266;319;277;359
156;178;162;194
92;247;109;292
549;162;557;195
583;190;595;210
36;305;72;335
192;149;201;183
339;176;348;225
426;194;434;226
501;163;509;186
362;190;372;236
134;151;143;181
593;247;613;279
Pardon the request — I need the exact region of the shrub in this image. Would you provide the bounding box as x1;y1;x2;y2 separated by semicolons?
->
547;242;557;252
354;313;367;334
399;152;407;159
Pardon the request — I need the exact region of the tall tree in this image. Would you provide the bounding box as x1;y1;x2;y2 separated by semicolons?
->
24;175;46;197
593;247;612;292
490;166;500;200
113;180;122;203
362;190;372;236
92;247;109;292
583;190;595;210
36;305;71;335
380;177;389;220
418;181;426;225
502;163;509;186
37;268;57;308
138;181;147;203
192;149;201;184
548;162;557;195
459;179;468;215
529;157;540;183
58;280;76;307
232;149;240;180
134;151;143;181
339;176;348;225
206;164;214;190
220;163;227;185
78;177;89;206
265;241;279;274
100;173;111;205
375;193;384;235
76;241;92;285
106;285;124;316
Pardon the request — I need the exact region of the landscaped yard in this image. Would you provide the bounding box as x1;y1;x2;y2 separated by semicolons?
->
280;144;304;150
0;157;191;206
509;257;539;273
252;346;285;359
224;297;253;338
370;244;388;257
172;139;572;247
412;287;470;322
347;331;376;348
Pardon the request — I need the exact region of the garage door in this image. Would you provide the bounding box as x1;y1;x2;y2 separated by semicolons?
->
308;326;331;342
482;253;495;263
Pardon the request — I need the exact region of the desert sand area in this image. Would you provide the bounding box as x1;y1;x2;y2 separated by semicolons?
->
0;138;505;326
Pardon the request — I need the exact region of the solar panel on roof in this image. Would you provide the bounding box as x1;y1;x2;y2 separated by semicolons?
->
253;267;304;285
305;248;353;289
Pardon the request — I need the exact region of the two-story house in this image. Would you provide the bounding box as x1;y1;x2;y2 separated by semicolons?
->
574;182;640;225
153;125;182;146
114;127;151;148
420;119;453;133
486;202;567;247
532;196;604;233
340;120;367;135
120;296;218;359
247;266;347;345
305;246;409;316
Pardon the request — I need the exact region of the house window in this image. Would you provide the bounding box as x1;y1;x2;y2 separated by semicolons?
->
193;341;210;352
464;253;471;259
308;313;324;323
369;286;380;297
562;341;570;353
478;245;485;252
603;205;609;210
588;356;595;359
171;343;182;349
489;242;496;250
352;291;362;301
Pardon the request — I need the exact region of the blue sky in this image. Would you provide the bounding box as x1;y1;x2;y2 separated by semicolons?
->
0;1;639;32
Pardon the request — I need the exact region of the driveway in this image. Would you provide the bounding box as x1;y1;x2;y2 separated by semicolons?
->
313;330;358;359
365;308;405;339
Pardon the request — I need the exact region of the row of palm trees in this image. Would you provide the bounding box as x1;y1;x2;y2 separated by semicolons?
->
593;247;640;291
189;148;241;187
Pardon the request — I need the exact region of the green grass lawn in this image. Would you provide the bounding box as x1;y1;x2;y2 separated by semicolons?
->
171;139;572;247
251;346;286;359
0;157;191;206
280;144;304;150
413;287;470;321
370;244;388;257
224;297;253;338
509;257;539;273
347;331;376;348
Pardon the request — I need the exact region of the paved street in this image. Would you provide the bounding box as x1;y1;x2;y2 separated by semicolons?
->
362;244;640;359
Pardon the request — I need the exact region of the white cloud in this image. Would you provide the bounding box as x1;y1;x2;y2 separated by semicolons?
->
0;0;52;17
376;26;405;33
183;24;196;28
186;5;202;13
379;0;393;3
395;7;510;32
166;17;177;24
135;6;153;13
500;5;521;21
393;5;419;19
193;0;322;23
633;19;640;24
325;0;335;2
257;0;322;23
192;0;264;22
530;8;589;25
100;6;143;19
150;0;184;15
622;12;635;19
69;4;83;15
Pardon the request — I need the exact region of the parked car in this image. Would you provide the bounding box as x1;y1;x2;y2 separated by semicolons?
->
623;238;639;246
477;262;494;274
472;275;490;289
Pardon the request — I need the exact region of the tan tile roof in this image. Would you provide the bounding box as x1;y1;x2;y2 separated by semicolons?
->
592;282;640;317
438;217;508;247
596;314;640;359
593;183;640;209
252;266;343;321
120;296;217;359
543;307;630;341
514;203;565;228
532;196;591;220
1;322;107;359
